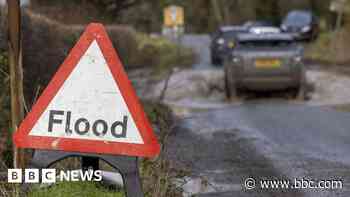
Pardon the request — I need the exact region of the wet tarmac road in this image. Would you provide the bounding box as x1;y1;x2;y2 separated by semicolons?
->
138;35;350;196
167;102;350;196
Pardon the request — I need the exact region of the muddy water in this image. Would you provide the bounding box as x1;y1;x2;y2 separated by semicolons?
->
130;35;350;197
146;67;350;114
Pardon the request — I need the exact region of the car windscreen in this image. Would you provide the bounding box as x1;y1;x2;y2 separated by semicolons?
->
238;40;294;48
222;31;241;39
284;12;311;26
244;21;274;27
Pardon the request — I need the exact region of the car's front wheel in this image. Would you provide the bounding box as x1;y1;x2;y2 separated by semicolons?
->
296;67;307;101
211;56;222;66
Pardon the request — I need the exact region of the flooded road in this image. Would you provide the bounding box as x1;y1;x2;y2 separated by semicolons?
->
133;35;350;196
148;67;350;113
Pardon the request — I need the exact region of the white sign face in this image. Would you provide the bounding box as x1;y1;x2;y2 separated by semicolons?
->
29;40;144;144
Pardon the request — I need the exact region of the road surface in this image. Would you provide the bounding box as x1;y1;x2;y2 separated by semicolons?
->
167;103;350;196
160;35;350;197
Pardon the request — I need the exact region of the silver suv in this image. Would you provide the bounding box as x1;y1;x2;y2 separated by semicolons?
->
224;33;306;100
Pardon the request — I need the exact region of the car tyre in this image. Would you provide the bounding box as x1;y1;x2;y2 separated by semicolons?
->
296;67;307;101
212;56;222;66
224;61;239;101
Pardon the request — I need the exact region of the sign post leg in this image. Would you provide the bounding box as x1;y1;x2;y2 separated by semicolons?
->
100;155;144;197
123;171;144;197
26;150;144;197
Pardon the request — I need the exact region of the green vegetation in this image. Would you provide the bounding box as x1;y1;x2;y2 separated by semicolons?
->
0;10;195;110
0;51;12;167
0;9;187;197
304;0;350;65
29;182;124;197
0;102;181;197
0;183;21;197
140;101;183;197
305;29;350;64
136;33;195;75
305;32;334;63
332;104;350;112
31;0;333;33
30;1;349;65
29;1;350;65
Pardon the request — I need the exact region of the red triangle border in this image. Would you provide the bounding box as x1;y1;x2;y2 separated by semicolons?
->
13;23;160;158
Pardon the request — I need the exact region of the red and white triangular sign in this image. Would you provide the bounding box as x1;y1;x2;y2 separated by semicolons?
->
14;23;160;158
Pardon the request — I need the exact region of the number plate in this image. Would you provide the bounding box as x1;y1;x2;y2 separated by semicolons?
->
255;59;281;68
228;41;235;48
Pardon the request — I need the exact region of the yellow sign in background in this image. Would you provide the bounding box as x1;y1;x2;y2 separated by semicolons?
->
164;5;184;27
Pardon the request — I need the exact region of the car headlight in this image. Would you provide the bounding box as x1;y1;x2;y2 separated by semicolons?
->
249;28;261;34
232;56;242;63
301;26;311;33
281;25;287;31
216;38;225;45
293;56;303;63
228;41;235;48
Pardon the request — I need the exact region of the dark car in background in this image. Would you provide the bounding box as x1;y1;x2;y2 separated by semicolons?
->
249;26;281;34
210;26;248;65
281;10;319;41
243;20;275;29
224;33;306;100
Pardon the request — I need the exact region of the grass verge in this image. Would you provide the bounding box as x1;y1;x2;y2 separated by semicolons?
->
0;51;12;167
0;11;190;196
136;33;195;76
1;10;196;106
28;182;123;197
0;101;183;197
140;101;184;197
332;104;350;112
305;29;350;65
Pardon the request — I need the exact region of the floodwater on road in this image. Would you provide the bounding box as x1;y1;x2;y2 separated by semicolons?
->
144;34;350;112
147;67;350;113
131;34;350;197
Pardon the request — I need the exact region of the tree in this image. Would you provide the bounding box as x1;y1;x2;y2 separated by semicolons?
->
255;0;281;24
90;0;142;18
210;0;224;25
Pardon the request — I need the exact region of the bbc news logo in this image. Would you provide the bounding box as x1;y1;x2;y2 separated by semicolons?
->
8;169;102;183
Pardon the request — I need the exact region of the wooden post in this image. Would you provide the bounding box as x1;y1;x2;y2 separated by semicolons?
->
210;0;224;26
333;2;344;61
7;0;26;168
